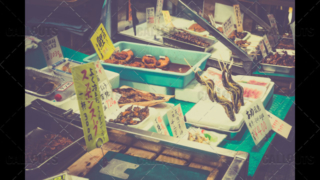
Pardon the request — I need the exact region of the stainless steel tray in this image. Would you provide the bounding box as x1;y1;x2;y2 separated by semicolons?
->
260;63;295;74
25;67;63;98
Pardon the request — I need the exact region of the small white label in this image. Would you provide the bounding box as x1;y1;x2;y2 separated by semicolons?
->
208;14;216;28
146;7;155;29
159;56;166;59
57;82;74;92
167;104;187;138
122;49;130;52
153;114;169;136
146;54;153;57
259;40;268;58
113;92;122;102
267;111;292;139
222;16;235;38
41;36;64;67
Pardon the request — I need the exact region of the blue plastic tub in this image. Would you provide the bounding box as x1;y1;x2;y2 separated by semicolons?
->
83;41;211;88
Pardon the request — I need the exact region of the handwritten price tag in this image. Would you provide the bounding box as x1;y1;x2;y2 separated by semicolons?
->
259;40;268;58
263;35;273;54
146;7;155;28
233;4;243;32
153;114;169;136
162;10;172;25
90;23;115;60
267;14;279;35
41;36;64;67
167;104;187;138
222;16;235;38
208;14;216;27
155;0;164;27
267;111;292;139
242;99;272;145
72;62;109;152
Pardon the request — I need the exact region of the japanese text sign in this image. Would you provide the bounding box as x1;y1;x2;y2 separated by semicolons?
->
41;36;63;67
267;111;292;139
153;114;169;136
167;104;187;138
263;35;273;53
90;23;115;60
267;14;279;35
146;7;155;28
208;14;216;28
259;40;268;58
155;0;164;27
72;62;109;152
94;61;119;118
233;4;243;32
222;16;235;38
242;99;272;145
162;10;172;25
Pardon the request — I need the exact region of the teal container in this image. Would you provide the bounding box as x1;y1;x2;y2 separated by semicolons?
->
83;41;211;88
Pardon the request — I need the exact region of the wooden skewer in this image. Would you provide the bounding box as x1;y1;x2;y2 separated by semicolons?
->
229;58;234;70
219;54;227;70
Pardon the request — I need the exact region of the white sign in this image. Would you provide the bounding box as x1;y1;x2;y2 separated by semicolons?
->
153;114;169;136
259;40;268;58
155;0;164;27
146;7;155;29
222;16;235;38
41;36;64;67
167;104;187;138
113;92;122;102
57;82;74;92
267;111;292;139
267;14;279;35
208;14;216;28
263;35;273;54
94;61;119;117
242;99;272;145
233;4;243;32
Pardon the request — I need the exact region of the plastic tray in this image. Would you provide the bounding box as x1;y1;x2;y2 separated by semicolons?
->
83;41;211;88
51;58;83;76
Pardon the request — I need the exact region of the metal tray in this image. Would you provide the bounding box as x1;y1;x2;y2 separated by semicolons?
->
260;63;295;74
25;67;63;98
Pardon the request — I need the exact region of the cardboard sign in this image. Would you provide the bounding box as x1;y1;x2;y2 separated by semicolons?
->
208;14;216;27
94;61;119;118
90;23;115;60
155;0;164;27
267;14;279;35
162;10;172;25
267;111;292;139
222;16;235;38
72;62;109;152
242;99;272;145
233;4;243;32
263;35;273;53
146;7;155;29
41;36;63;67
167;104;187;138
259;40;267;58
153;114;169;136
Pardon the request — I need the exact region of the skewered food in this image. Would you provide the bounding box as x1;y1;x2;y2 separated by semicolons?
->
261;51;295;67
26;75;59;95
226;66;245;106
188;23;206;32
156;56;170;69
113;87;164;104
109;105;149;125
235;40;251;48
170;31;210;47
142;55;157;68
25;134;73;169
221;68;240;114
276;39;294;50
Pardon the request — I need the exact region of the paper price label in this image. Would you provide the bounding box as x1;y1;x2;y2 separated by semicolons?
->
167;104;187;138
90;23;115;60
259;40;268;58
267;14;279;35
267;111;292;139
222;16;235;38
113;92;122;102
242;99;272;145
146;7;155;28
155;0;164;27
72;62;109;152
233;4;243;32
263;35;273;53
41;36;64;67
153;114;169;136
208;14;216;27
57;82;74;92
162;10;172;25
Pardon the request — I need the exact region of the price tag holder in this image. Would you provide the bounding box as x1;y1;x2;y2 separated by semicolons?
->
153;114;169;136
72;62;109;152
266;111;292;139
233;4;243;32
242;99;272;145
41;36;64;67
90;23;115;60
208;14;216;28
167;104;187;138
162;10;172;25
222;16;235;38
263;35;273;54
259;40;268;58
146;7;155;29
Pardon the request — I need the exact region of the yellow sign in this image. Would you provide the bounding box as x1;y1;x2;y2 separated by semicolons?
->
90;23;115;60
72;62;109;152
233;4;243;32
162;10;172;25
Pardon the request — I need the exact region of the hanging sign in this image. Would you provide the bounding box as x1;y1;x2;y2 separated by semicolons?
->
41;36;63;67
90;23;115;60
222;16;235;38
233;4;243;32
267;111;292;139
242;99;272;145
167;104;187;138
72;62;109;152
153;114;169;136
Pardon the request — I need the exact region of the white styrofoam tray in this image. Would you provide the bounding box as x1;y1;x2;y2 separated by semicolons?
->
182;127;227;147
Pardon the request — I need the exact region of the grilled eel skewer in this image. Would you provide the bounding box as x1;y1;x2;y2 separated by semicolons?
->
226;66;245;106
195;72;236;121
221;67;240;114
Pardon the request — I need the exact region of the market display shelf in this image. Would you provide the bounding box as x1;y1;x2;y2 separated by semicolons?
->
83;41;211;88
